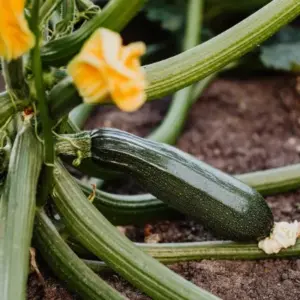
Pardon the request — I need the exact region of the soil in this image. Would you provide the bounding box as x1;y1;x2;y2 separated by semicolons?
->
27;75;300;300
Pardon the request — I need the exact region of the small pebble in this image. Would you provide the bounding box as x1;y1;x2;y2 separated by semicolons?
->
282;280;294;289
287;137;297;146
288;270;300;280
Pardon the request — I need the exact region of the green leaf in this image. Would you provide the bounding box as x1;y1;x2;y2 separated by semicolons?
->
260;26;300;71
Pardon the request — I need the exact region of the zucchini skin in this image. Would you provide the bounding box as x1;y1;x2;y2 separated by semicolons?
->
90;128;274;241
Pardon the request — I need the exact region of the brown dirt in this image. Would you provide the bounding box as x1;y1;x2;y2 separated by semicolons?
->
28;75;300;299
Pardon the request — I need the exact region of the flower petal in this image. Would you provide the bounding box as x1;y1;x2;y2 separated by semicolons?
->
97;28;122;65
0;0;35;60
68;28;146;111
121;42;146;71
10;0;25;14
67;59;109;104
108;42;146;111
110;78;146;112
0;35;6;57
97;29;139;80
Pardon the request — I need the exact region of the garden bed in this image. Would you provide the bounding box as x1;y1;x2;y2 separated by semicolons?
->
28;75;300;299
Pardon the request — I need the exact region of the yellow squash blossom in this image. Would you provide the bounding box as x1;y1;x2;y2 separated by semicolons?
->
0;0;35;61
67;28;146;112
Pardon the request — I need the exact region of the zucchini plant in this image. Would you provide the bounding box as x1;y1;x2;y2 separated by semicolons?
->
1;0;300;299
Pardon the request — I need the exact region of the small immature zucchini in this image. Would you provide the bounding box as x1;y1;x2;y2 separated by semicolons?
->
56;128;274;241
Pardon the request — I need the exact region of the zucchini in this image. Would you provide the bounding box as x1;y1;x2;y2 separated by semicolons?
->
31;0;55;207
56;128;274;241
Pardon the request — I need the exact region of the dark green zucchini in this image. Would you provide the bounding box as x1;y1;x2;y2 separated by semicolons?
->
56;128;274;241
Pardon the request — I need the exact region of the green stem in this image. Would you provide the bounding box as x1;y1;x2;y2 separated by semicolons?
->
52;160;219;300
1;58;29;101
69;104;104;187
41;0;146;67
34;209;126;300
237;163;300;195
57;117;122;180
183;0;203;50
0;123;42;300
137;239;300;262
148;76;214;144
39;0;64;25
144;0;300;100
78;162;300;225
148;0;204;144
69;103;95;129
31;0;54;207
49;77;82;119
82;239;300;273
